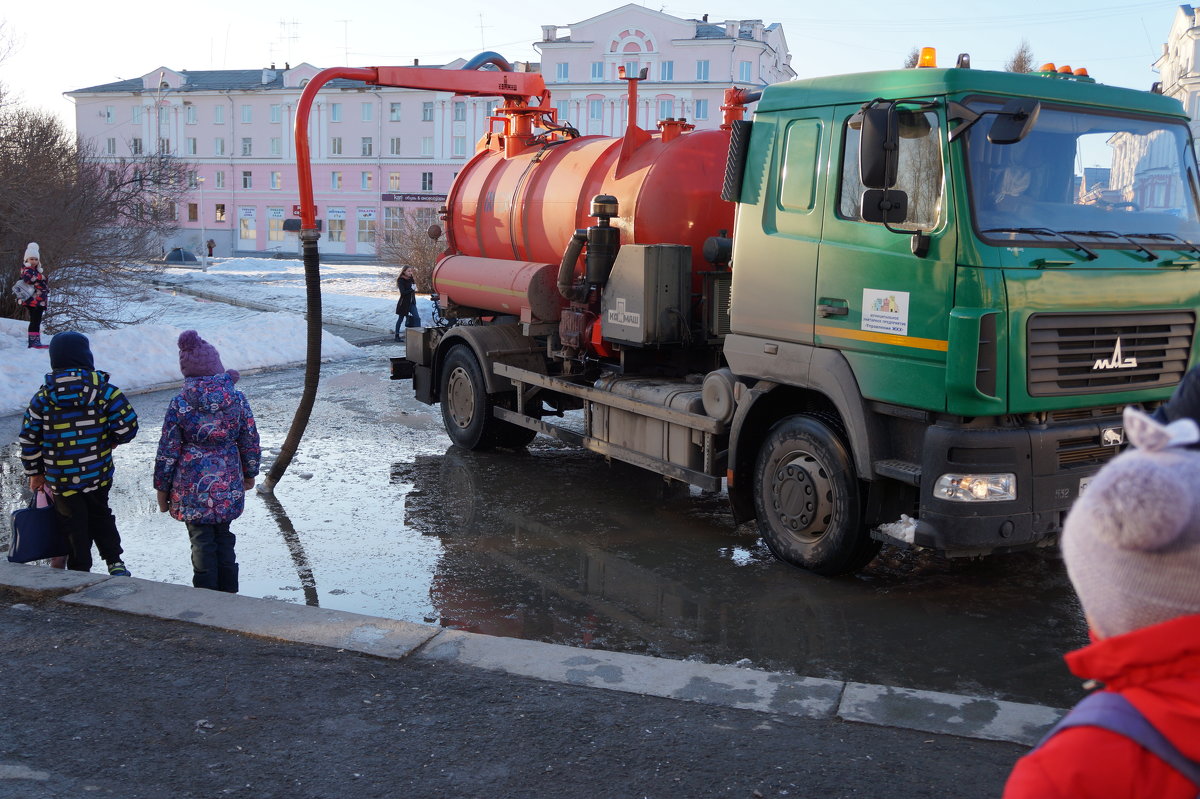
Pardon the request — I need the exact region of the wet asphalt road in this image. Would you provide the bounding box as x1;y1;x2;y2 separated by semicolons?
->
0;340;1089;710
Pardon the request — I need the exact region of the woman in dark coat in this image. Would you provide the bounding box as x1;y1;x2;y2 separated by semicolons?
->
395;266;421;340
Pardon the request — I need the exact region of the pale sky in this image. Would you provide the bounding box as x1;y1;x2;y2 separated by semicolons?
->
0;0;1184;128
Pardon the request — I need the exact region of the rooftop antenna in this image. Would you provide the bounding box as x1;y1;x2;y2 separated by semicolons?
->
478;13;492;51
338;20;350;66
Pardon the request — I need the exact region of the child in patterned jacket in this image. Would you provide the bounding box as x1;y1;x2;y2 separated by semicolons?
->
154;330;260;593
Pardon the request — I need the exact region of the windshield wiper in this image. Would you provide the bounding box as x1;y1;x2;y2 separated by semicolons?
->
1061;230;1157;261
1125;232;1200;258
980;227;1099;260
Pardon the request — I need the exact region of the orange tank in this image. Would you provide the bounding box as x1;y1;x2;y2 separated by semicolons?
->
435;126;734;317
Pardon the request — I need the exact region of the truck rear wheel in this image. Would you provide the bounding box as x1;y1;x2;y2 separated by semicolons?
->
753;415;880;575
440;346;536;450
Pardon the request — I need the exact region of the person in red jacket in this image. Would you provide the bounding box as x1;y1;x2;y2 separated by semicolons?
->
1003;407;1200;798
18;242;49;349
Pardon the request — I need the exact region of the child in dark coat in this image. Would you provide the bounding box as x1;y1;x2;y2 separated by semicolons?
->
154;330;260;593
18;331;139;573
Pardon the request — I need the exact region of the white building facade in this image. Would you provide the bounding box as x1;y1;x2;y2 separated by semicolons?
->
67;4;792;259
1155;4;1200;139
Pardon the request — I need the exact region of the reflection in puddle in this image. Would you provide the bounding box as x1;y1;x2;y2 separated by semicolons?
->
257;490;320;607
394;445;1087;707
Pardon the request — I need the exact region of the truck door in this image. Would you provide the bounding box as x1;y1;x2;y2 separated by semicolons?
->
727;110;833;354
814;103;958;412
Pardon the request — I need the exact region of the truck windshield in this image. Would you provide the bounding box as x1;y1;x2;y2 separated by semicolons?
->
966;102;1200;248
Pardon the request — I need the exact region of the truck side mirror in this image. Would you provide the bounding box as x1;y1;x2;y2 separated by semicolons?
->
859;104;899;189
988;99;1041;145
860;189;909;224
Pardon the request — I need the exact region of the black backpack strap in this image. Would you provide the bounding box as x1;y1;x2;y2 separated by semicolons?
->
1037;692;1200;789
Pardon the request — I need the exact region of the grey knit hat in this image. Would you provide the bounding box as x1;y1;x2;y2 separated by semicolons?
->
1062;407;1200;638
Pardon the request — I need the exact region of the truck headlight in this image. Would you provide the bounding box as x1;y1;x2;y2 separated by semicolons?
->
933;473;1016;502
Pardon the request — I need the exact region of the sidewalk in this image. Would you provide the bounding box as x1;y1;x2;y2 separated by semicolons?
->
0;564;1035;799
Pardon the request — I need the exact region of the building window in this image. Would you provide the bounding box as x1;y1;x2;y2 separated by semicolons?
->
158;137;171;154
215;203;226;222
739;61;752;82
422;102;433;121
658;99;673;120
362;102;373;122
188;203;199;222
625;60;639;79
589;99;603;120
361;171;372;190
270;171;282;189
215;171;225;189
389;102;402;121
388;173;402;190
331;171;342;190
270;104;281;123
421;137;433;156
242;171;252;189
214;137;225;156
421;172;433;191
452;136;466;157
591;62;603;81
270;137;281;156
415;207;437;227
694;99;709;120
241;105;252;123
361;137;373;157
269;213;285;241
390;137;402;155
485;100;497;118
239;212;255;241
555;100;569;124
453;101;466;121
696;60;710;81
384;206;402;237
556;63;569;82
105;105;114;124
328;216;345;242
330;103;342;122
186;137;197;155
184;105;196;124
357;215;376;243
214;105;224;124
105;137;117;155
331;137;342;155
187;171;198;188
132;106;143;123
131;138;143;155
240;138;252;156
660;61;673;81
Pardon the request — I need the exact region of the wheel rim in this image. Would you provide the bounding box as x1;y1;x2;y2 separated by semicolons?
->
445;365;477;430
770;449;833;543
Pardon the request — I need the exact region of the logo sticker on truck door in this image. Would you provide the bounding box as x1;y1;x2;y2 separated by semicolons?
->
862;289;910;336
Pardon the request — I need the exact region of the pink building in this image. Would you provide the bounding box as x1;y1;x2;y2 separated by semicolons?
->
67;4;792;259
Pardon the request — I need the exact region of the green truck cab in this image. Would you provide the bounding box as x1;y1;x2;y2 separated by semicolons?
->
721;63;1199;570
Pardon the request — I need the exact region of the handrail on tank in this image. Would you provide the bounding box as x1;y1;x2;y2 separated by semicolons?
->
292;55;551;231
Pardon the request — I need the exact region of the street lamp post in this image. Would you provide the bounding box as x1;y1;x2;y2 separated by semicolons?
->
197;176;207;270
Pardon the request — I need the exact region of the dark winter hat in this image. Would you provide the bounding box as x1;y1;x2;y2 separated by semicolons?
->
1062;408;1200;638
48;331;94;372
178;330;226;378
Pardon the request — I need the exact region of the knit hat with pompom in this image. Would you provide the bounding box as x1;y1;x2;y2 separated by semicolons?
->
178;330;238;382
1062;407;1200;638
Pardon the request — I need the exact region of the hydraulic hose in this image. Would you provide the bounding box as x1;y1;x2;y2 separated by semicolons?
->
558;230;589;302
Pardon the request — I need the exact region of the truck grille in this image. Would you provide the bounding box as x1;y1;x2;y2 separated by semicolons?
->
1027;311;1194;397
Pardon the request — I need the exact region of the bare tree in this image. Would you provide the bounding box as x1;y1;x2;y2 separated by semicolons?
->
1005;40;1037;74
903;47;921;69
375;209;446;291
0;103;188;328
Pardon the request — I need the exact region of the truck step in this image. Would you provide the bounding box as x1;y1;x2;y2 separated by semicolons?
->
873;459;922;486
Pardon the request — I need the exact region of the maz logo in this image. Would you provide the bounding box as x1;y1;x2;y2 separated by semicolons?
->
1093;337;1138;371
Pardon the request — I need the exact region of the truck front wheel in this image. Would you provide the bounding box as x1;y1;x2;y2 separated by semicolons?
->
440;346;535;450
753;415;880;575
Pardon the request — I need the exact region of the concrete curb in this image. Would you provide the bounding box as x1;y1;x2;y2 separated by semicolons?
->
0;561;1060;746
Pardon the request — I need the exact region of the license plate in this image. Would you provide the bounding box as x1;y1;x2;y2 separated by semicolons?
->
1079;475;1092;496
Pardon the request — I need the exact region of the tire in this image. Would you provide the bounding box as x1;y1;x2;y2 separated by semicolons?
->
752;415;880;576
440;346;535;450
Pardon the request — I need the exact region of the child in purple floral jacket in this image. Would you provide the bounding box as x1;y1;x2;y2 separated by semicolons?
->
154;330;260;593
